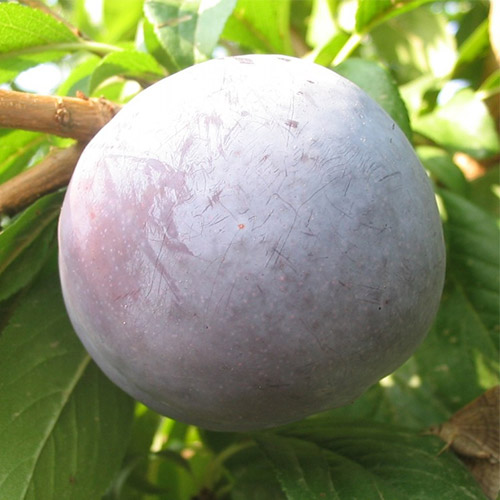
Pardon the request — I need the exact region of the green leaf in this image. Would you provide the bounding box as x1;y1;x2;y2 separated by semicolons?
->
0;192;64;301
441;190;499;335
417;146;469;196
334;58;412;140
355;0;392;33
313;32;349;67
255;435;337;499
262;419;485;499
0;3;78;84
282;416;484;500
414;190;499;411
370;7;457;83
0;256;134;500
331;0;439;66
126;405;163;458
222;0;293;55
0;130;45;184
413;89;500;159
0;218;57;302
399;73;442;118
88;79;139;102
229;448;286;500
103;0;144;43
72;0;99;42
478;69;500;94
144;0;237;73
455;18;490;68
90;50;165;92
306;0;338;49
323;358;452;430
354;0;435;33
57;54;101;96
469;165;500;218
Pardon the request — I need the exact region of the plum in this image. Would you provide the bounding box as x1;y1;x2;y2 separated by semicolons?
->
58;54;445;431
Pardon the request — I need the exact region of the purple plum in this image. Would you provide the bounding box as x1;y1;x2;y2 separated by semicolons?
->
58;55;445;431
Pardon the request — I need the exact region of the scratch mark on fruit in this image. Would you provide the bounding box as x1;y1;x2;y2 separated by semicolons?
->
378;171;401;182
179;136;194;164
343;177;352;196
286;94;296;146
113;288;141;302
328;201;354;219
224;280;237;310
144;235;181;303
236;57;254;64
264;193;298;269
208;215;230;226
300;178;337;208
300;319;331;353
271;247;298;273
206;233;238;313
209;188;223;206
258;153;271;165
223;121;243;151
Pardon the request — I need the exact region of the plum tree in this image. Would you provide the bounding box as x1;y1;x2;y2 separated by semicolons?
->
58;55;446;432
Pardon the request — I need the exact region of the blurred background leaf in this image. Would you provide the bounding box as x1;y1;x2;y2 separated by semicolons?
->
0;3;78;84
144;0;237;72
334;57;412;140
222;0;293;55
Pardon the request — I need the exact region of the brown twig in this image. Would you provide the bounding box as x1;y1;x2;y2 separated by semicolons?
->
0;90;121;142
0;143;85;215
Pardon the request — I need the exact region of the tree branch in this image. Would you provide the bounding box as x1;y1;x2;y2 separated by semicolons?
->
0;90;121;142
0;143;86;215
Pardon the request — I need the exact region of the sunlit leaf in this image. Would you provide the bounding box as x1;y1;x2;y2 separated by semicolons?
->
90;50;165;92
355;0;435;33
355;0;392;32
144;0;236;72
313;32;349;67
370;7;457;83
0;3;78;83
413;89;500;159
478;69;500;94
222;0;293;55
57;54;101;96
455;18;490;67
103;0;144;43
306;0;337;49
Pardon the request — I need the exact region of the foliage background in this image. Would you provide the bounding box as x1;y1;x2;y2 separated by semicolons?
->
0;0;498;499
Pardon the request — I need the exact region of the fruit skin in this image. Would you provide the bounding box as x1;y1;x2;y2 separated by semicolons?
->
58;54;445;432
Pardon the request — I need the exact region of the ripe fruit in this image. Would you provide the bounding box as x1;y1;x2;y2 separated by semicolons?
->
58;55;445;431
